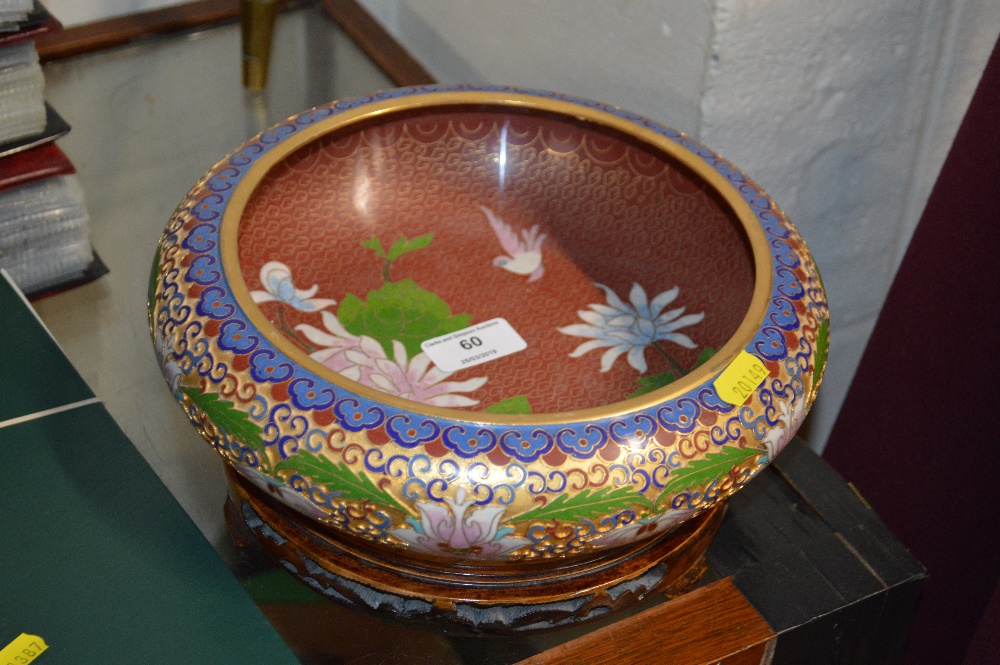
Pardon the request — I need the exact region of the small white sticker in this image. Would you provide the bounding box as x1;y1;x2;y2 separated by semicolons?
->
420;318;527;372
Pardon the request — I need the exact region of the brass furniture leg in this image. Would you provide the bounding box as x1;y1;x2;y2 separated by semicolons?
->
240;0;278;90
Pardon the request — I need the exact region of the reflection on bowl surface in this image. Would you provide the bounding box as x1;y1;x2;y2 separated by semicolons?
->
152;86;828;567
238;107;755;414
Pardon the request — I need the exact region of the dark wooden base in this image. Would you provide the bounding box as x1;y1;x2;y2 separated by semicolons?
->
223;465;724;633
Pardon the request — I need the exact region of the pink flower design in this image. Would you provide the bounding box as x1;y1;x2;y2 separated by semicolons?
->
388;488;531;558
296;312;487;407
761;395;806;461
297;311;384;383
368;341;487;407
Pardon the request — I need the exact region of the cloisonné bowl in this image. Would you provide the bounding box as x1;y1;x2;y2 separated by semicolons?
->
150;85;828;568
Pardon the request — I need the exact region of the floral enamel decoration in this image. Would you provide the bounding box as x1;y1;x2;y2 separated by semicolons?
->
559;282;705;375
388;487;531;557
371;341;488;407
298;314;488;407
761;395;806;461
152;86;831;589
296;311;387;381
250;261;336;312
153;326;181;393
255;236;490;408
482;206;546;282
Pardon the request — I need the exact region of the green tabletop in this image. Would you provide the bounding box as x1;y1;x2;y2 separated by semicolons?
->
0;271;94;422
0;272;299;665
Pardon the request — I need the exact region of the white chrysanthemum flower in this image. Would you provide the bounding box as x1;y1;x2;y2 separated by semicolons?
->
558;282;705;373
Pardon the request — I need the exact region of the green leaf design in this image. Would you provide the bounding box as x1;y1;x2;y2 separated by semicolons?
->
180;388;267;466
387;232;434;261
361;237;386;258
363;233;435;263
812;318;829;391
275;451;407;513
628;347;716;398
485;395;533;415
814;263;827;292
694;346;716;369
629;372;676;398
513;485;654;525
655;446;763;507
386;237;409;261
338;278;471;358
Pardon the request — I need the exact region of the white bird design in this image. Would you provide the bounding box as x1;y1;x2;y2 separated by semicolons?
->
480;206;547;282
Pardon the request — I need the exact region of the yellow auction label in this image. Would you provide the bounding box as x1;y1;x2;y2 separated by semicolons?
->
0;634;47;665
714;350;769;406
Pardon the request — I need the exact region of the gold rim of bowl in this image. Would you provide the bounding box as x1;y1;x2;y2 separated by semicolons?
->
218;91;774;426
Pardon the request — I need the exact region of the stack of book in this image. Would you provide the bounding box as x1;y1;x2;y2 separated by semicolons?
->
0;2;105;297
0;0;33;30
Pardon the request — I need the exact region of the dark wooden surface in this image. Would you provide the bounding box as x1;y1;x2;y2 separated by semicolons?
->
35;0;295;63
717;442;926;665
222;439;925;664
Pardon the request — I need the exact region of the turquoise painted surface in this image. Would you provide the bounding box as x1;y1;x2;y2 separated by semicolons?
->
0;273;94;422
0;405;300;664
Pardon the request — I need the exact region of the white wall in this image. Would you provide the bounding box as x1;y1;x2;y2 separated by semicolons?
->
363;0;715;135
358;0;999;451
699;0;1000;447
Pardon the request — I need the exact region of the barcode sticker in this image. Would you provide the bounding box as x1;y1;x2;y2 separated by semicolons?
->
421;318;527;372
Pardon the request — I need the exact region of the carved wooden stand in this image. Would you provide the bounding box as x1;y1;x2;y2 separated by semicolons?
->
224;465;725;633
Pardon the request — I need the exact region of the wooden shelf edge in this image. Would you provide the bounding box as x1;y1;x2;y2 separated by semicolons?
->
35;0;435;89
320;0;435;86
517;577;777;665
37;0;242;63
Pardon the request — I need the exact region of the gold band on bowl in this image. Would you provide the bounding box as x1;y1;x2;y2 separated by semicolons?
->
218;91;774;426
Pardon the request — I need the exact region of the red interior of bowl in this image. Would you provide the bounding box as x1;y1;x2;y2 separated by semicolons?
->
237;106;755;414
